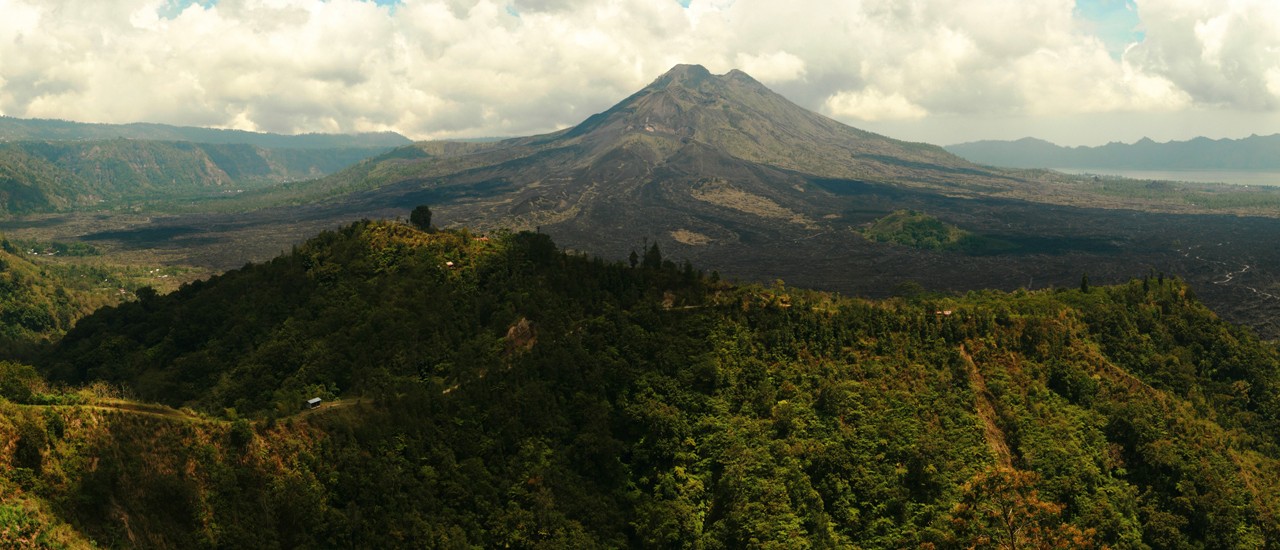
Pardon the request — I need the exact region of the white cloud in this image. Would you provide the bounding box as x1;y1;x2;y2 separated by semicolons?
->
826;88;927;121
0;0;1275;144
1126;0;1280;110
734;51;806;83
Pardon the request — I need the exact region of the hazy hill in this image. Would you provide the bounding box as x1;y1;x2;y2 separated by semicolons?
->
0;115;410;150
947;134;1280;170
5;220;1277;547
0;139;396;215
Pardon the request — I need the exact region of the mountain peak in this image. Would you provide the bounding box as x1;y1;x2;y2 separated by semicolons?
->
646;64;770;92
650;64;713;88
724;68;757;82
554;63;966;176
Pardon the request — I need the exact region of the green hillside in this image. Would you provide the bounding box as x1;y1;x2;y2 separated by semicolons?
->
0;139;396;215
0;236;128;356
0;232;204;362
2;220;1272;547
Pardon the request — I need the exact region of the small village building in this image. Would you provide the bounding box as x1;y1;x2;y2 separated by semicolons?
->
306;397;322;410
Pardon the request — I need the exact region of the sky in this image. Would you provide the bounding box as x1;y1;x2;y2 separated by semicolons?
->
1;0;1278;147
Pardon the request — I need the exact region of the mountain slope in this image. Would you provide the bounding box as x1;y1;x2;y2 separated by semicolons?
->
248;64;1040;274
17;220;1280;547
301;64;1015;204
558;64;982;183
947;134;1280;170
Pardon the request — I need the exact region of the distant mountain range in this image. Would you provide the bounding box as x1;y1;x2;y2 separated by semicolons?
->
0;116;413;215
946;135;1280;170
0;115;410;149
0;139;400;215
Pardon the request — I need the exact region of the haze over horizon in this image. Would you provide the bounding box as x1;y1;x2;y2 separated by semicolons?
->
2;0;1277;147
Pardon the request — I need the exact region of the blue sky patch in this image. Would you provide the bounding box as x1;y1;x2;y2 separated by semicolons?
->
158;0;216;19
159;0;402;19
1074;0;1144;58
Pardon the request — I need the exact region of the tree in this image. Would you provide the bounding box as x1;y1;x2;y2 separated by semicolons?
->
643;242;662;270
1079;273;1090;293
949;467;1096;549
410;205;433;230
14;417;48;474
135;285;158;302
0;361;42;403
629;250;639;269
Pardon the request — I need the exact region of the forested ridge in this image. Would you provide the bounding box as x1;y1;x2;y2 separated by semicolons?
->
3;220;1280;547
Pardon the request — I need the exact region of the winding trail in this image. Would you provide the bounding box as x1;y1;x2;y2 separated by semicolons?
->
1178;244;1280;301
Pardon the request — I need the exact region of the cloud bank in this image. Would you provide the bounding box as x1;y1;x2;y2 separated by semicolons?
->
1;0;1277;144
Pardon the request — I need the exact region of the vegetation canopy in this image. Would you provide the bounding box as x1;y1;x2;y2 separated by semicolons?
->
861;209;970;250
0;220;1274;548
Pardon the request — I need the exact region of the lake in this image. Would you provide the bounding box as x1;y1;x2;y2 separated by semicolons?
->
1054;168;1280;187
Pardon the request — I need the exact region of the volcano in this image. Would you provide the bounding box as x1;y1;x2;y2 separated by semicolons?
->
70;65;1280;337
305;65;1034;270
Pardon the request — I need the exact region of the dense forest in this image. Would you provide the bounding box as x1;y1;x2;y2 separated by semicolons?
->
3;220;1280;547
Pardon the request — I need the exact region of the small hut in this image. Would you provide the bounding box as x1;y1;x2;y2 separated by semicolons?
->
306;397;322;410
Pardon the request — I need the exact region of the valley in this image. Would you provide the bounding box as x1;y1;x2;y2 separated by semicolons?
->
7;162;1279;339
5;65;1280;339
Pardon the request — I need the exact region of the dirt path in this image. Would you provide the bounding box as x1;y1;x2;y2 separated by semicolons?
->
959;344;1013;468
93;399;202;418
293;399;361;417
20;398;218;424
27;397;363;423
